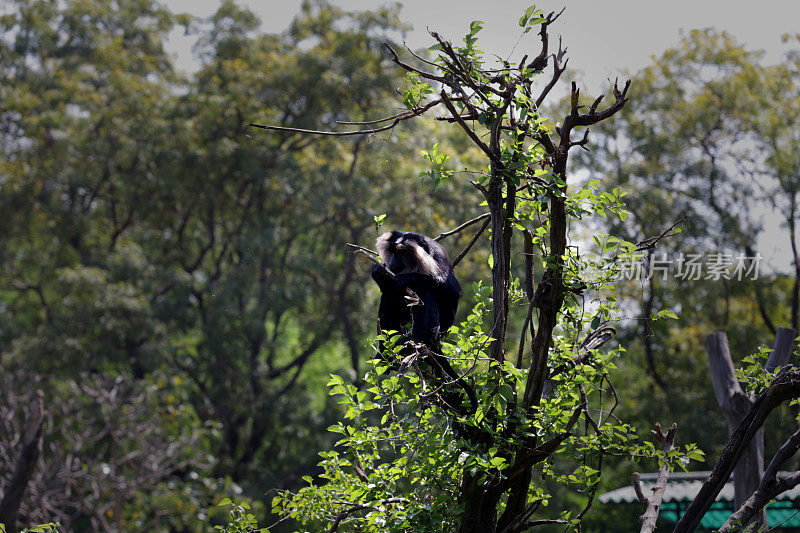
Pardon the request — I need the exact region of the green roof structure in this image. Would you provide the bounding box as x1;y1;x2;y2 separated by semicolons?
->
598;471;800;530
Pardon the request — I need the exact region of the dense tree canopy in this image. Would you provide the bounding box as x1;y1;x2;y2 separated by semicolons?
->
1;0;483;528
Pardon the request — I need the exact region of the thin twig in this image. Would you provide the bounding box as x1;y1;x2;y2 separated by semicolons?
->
247;121;401;137
434;213;490;241
452;217;490;269
247;98;444;137
384;43;448;84
402;42;442;69
345;242;381;262
636;216;687;251
337;111;413;125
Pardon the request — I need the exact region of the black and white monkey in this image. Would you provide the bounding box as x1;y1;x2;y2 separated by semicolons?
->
371;230;476;412
371;230;462;346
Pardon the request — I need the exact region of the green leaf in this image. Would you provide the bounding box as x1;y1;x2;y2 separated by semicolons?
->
519;5;540;27
655;309;678;320
493;393;506;414
470;20;484;36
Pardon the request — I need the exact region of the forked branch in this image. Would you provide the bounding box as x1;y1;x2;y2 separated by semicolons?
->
635;423;677;533
556;79;631;153
719;427;800;532
527;8;565;72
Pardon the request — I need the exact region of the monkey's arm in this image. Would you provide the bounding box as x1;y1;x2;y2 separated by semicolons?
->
375;270;438;299
371;263;396;290
393;272;437;289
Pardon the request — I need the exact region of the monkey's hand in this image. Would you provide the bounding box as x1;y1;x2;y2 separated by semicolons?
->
404;292;422;308
371;263;394;288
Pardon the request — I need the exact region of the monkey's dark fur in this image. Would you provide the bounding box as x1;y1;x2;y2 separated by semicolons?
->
372;230;461;344
371;230;475;412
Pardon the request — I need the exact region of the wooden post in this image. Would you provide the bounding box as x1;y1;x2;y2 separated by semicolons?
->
765;327;798;373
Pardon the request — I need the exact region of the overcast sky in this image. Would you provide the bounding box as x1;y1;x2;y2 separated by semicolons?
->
166;0;800;89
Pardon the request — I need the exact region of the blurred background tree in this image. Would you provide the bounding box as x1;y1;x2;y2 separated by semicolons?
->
0;0;486;529
567;28;800;531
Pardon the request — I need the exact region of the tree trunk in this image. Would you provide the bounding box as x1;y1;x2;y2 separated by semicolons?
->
0;393;45;533
487;162;512;363
457;472;499;533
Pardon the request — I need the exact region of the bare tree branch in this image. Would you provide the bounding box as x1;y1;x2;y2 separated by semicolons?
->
451;217;490;270
345;242;382;264
636;216;687;251
434;213;490;241
247;98;447;137
384;42;448;84
526;8;565;72
720;428;800;532
557;79;631;153
632;472;647;507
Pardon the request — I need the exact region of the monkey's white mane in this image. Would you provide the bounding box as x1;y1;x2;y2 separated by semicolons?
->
376;232;393;264
413;243;445;281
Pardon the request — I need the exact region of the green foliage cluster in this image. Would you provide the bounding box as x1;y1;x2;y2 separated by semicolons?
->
214;499;266;533
275;288;703;531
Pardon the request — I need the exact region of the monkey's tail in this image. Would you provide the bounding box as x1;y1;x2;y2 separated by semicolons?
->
458;378;478;414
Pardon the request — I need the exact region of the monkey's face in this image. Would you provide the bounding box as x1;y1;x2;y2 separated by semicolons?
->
376;231;441;277
377;230;414;268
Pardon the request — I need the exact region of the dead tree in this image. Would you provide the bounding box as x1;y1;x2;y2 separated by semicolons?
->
702;327;797;530
719;427;800;532
674;364;800;532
